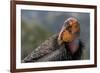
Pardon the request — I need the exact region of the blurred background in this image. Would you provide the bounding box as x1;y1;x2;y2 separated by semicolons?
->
21;10;90;60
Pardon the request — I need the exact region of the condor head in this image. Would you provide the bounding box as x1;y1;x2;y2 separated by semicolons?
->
58;17;80;54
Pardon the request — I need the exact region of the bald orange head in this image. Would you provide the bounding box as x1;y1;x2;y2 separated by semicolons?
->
58;17;80;44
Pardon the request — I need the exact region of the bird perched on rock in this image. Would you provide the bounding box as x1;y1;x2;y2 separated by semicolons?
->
22;17;84;63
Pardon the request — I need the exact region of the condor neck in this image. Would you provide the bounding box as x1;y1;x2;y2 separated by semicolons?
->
68;38;79;55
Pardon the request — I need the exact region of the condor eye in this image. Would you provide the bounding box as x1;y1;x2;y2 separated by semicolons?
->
75;25;78;28
66;25;71;29
66;26;72;33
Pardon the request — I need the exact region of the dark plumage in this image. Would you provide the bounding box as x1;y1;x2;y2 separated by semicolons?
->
22;34;83;63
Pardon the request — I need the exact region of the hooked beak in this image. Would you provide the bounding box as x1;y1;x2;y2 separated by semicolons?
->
58;26;74;45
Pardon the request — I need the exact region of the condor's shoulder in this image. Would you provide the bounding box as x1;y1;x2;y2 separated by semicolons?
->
36;34;60;52
22;34;60;62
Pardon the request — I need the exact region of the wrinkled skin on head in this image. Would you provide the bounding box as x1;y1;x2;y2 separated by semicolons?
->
58;17;80;44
